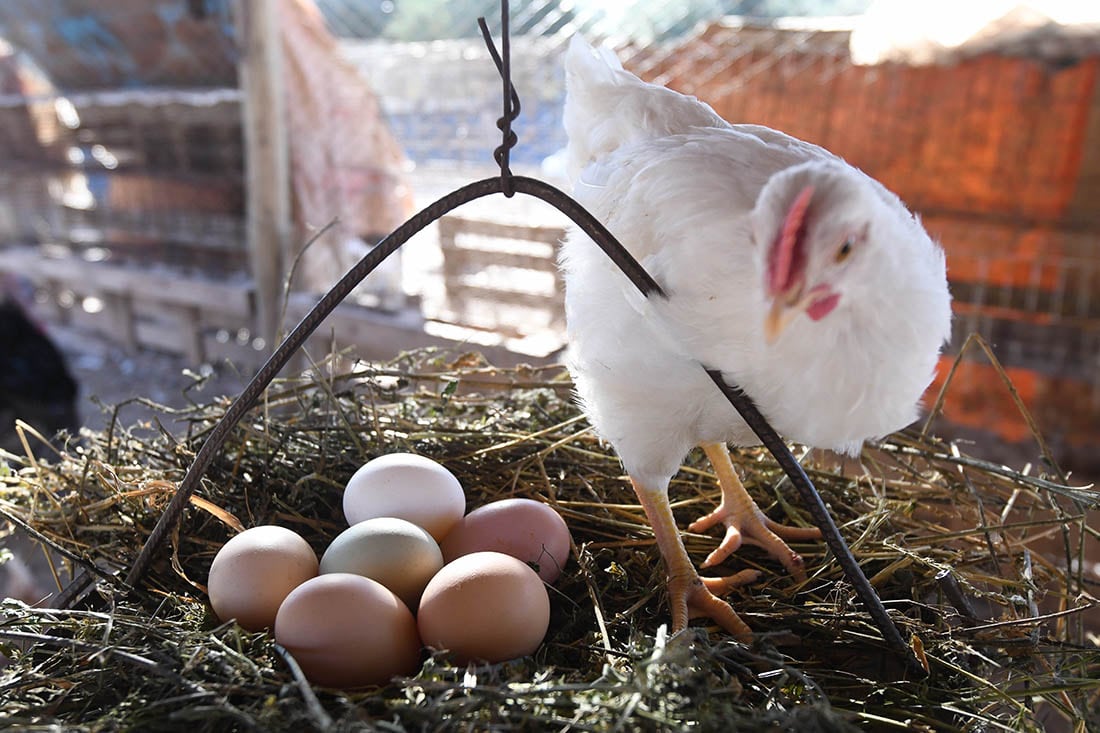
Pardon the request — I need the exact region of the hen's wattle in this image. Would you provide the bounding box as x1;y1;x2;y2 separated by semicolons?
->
559;37;952;636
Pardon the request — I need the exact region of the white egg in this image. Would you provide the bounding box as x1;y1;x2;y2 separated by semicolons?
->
342;453;465;541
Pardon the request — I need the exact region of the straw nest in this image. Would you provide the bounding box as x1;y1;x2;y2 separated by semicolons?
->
1;347;1098;732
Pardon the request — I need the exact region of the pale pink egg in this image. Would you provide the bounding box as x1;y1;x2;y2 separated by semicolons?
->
440;498;571;583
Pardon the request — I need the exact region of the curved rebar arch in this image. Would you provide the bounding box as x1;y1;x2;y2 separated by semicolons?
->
62;0;927;680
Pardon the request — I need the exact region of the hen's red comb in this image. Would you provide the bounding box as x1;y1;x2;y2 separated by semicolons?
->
767;184;814;296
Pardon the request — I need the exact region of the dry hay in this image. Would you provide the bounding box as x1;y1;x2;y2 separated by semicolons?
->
1;348;1098;732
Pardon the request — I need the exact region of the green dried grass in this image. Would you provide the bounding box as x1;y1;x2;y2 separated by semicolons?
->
1;347;1098;732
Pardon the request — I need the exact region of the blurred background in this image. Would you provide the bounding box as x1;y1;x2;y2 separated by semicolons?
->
0;0;1097;481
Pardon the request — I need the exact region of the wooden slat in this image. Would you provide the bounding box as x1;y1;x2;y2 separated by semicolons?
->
282;293;552;366
441;246;560;280
235;0;291;347
440;216;565;245
445;283;562;311
0;248;253;318
100;292;137;350
0;246;256;364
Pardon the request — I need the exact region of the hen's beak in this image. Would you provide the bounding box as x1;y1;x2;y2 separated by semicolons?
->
764;285;842;344
764;298;800;344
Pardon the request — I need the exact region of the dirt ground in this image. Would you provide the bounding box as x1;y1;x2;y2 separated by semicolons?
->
51;325;252;437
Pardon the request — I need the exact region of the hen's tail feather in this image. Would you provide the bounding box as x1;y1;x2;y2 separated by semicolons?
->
563;35;728;183
565;35;623;77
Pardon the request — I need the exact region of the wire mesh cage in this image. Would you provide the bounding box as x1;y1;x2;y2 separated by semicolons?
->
0;0;243;264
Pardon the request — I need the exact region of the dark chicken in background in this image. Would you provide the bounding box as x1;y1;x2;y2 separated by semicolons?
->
0;280;79;454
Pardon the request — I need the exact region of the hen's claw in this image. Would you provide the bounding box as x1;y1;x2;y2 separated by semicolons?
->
701;568;762;594
696;443;821;581
689;502;818;579
667;569;759;640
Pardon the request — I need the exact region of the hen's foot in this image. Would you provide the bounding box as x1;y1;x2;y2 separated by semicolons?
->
694;442;821;580
630;476;760;639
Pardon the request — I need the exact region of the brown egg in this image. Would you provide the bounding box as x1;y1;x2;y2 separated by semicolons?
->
342;453;465;541
417;552;550;664
440;498;572;583
274;573;422;688
207;525;318;631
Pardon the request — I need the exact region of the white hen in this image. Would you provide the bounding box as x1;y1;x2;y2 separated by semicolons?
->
559;37;952;637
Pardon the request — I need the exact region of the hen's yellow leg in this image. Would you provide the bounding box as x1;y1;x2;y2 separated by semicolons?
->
630;477;758;640
690;442;821;580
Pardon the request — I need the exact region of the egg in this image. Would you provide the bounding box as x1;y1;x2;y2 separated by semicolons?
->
274;573;422;688
417;552;550;664
343;453;465;541
207;525;318;631
440;498;572;583
319;517;444;610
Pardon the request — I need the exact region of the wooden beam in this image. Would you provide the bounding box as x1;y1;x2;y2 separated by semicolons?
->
235;0;290;350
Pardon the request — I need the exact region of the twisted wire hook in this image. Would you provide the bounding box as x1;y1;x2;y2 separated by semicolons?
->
478;8;520;197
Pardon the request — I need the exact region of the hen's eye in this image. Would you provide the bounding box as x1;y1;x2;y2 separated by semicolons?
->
836;237;854;262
